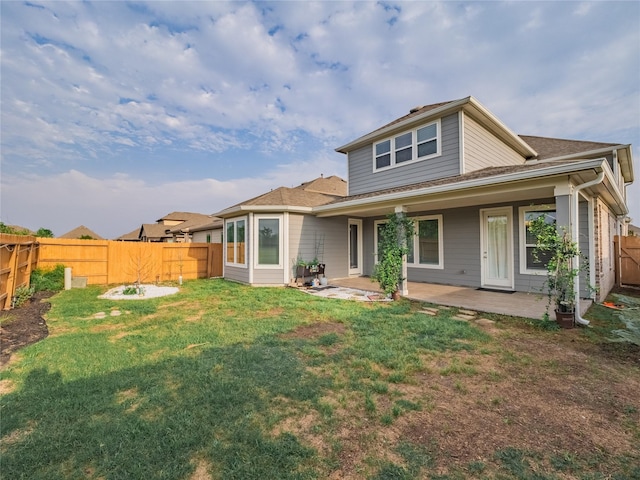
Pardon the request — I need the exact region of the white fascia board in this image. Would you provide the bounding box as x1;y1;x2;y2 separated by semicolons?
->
314;158;606;214
599;158;629;215
539;143;633;183
541;144;630;163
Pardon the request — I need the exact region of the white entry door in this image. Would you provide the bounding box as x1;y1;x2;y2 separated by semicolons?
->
480;207;513;290
348;219;363;275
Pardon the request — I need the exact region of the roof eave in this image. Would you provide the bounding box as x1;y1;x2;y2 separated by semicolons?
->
214;205;315;218
540;143;633;183
314;159;608;215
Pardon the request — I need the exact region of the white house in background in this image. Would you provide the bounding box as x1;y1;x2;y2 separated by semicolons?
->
215;96;634;306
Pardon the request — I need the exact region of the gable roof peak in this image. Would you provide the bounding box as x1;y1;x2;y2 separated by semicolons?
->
336;96;535;158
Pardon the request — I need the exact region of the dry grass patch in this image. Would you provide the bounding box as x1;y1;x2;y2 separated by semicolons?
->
280;321;346;340
1;421;36;451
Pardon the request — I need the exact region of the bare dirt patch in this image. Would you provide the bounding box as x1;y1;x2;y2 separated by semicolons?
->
280;321;346;340
0;291;53;367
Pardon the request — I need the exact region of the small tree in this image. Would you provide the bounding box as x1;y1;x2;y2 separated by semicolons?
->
372;213;414;297
529;215;584;314
36;228;54;238
126;243;156;286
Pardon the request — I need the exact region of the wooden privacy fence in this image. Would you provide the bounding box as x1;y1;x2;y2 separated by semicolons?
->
0;234;39;310
37;238;223;286
615;235;640;287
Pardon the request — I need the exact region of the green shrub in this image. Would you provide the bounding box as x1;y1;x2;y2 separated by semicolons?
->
30;264;65;292
13;285;34;307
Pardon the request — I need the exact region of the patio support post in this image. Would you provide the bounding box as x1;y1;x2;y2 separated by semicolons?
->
395;206;409;295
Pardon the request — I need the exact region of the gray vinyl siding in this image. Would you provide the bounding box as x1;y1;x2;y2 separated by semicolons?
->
225;265;250;284
578;199;590;298
463;114;526;173
406;206;482;288
361;199;576;295
289;214;350;281
253;267;284;285
347;113;461;196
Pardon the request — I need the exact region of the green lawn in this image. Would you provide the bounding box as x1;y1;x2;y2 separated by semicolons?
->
1;279;638;479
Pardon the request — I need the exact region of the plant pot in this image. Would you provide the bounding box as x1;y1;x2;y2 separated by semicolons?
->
391;290;401;301
555;309;575;329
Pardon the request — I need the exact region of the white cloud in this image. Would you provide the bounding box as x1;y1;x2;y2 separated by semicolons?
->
1;0;638;224
0;150;347;238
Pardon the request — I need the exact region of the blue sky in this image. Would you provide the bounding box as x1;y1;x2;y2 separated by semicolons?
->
1;1;639;239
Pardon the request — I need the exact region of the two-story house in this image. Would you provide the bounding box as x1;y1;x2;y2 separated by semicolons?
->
215;96;634;311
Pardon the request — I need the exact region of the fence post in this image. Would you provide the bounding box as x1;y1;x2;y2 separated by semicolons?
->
3;245;19;310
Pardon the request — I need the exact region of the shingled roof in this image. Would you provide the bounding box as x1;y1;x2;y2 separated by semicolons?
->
519;135;619;160
167;216;223;234
116;228;141;241
368;100;458;136
139;223;172;241
59;225;104;239
156;211;210;223
218;175;347;215
326;159;593;205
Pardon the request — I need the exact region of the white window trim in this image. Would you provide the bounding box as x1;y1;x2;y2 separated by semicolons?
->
409;214;444;270
373;119;442;173
374;215;444;269
253;214;284;269
225;216;248;268
519;204;555;275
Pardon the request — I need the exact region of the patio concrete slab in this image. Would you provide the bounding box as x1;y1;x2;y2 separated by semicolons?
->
328;276;576;320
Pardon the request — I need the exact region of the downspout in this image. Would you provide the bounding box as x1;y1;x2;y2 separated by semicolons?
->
572;169;605;326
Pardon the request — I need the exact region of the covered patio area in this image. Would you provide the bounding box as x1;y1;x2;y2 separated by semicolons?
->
329;276;591;320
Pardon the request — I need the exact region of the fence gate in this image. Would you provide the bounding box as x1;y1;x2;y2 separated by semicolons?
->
615;235;640;286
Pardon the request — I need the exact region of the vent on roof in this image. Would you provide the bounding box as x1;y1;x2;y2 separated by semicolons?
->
409;105;424;114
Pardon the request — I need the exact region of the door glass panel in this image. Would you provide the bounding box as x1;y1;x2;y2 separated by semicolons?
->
487;215;508;280
349;224;359;269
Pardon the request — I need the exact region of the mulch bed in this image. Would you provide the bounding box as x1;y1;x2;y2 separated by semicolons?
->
0;291;53;366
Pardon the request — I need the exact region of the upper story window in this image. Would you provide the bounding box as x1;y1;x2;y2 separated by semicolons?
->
373;120;441;172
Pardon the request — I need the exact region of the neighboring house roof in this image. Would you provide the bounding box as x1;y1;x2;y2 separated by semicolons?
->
116;228;141;241
167;216;223;234
216;175;347;217
59;225;104;239
3;225;35;235
139;223;172;241
156;211;210;223
629;224;640;236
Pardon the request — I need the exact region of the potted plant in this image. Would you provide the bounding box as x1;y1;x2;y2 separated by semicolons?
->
529;216;585;328
372;213;414;299
294;257;325;283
